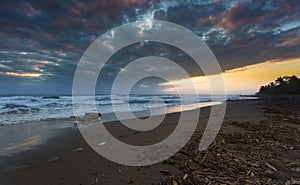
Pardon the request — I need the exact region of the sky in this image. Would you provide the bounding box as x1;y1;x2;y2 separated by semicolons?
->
0;0;300;94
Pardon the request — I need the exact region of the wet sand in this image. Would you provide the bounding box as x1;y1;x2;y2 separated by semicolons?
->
0;97;299;185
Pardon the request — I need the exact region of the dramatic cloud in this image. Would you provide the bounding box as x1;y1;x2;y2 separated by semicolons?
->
0;0;299;93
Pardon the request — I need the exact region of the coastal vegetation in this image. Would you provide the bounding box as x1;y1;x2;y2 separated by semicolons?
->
258;75;300;95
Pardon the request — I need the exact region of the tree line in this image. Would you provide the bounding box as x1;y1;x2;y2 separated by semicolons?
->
258;75;300;95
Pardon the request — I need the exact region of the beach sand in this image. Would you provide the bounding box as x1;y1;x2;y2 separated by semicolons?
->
0;97;299;185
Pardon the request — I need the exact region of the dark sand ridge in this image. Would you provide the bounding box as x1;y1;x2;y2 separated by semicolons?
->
0;98;299;184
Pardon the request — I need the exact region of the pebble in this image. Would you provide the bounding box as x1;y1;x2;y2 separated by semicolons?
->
99;142;106;146
128;178;134;184
72;147;84;152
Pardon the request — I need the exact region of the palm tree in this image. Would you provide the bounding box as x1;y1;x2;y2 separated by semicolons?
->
275;77;284;86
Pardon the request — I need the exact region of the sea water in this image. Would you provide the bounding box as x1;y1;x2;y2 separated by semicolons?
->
0;94;255;125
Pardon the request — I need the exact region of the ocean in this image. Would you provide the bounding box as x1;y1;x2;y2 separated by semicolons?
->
0;94;255;125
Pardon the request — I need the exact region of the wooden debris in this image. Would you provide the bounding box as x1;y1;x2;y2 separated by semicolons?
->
183;174;188;180
159;98;300;185
265;162;277;171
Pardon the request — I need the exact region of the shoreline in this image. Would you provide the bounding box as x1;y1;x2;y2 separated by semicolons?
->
0;100;225;157
0;98;299;184
0;100;223;157
0;94;255;126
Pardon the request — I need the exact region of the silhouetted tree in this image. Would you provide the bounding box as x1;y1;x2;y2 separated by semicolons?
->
258;75;300;95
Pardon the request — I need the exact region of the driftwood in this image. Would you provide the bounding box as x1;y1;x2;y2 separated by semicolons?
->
158;98;300;184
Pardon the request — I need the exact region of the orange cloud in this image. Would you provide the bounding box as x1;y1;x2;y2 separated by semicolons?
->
0;72;42;77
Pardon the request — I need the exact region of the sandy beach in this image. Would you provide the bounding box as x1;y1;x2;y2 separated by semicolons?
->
0;97;299;185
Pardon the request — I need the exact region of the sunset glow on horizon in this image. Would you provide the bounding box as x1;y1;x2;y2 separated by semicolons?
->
160;57;300;95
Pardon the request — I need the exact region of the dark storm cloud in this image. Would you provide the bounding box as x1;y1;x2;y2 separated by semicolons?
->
0;0;299;93
191;0;300;69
